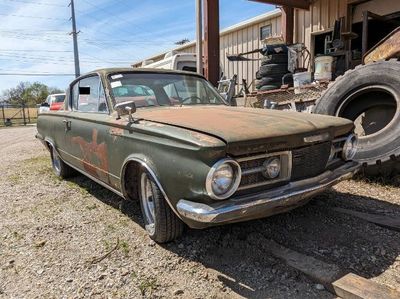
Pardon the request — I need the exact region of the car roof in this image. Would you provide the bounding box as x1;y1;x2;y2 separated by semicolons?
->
83;67;205;79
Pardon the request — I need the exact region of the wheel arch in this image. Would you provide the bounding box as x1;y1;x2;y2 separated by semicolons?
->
43;137;56;153
120;155;183;220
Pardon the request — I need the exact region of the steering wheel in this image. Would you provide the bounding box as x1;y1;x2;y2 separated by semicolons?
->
181;96;202;105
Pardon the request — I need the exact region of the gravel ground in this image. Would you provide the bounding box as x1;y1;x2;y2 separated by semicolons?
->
0;126;399;298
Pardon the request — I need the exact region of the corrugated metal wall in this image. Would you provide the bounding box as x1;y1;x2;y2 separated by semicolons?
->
294;0;400;69
175;15;282;91
134;0;399;91
294;0;347;68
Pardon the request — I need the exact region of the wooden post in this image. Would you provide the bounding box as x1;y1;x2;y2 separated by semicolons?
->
362;11;369;57
203;0;220;86
1;105;5;126
196;0;203;75
22;103;27;126
282;6;294;44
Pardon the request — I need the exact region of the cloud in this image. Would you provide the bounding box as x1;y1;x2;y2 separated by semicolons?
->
0;0;273;94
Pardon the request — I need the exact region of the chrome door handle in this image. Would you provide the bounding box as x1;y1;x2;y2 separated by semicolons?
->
63;119;71;131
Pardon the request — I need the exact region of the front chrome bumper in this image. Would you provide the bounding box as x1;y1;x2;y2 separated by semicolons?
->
177;161;360;228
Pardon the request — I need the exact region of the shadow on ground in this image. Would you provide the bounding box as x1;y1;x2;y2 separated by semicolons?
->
68;175;400;298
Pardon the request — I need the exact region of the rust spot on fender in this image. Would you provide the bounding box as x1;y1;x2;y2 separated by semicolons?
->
190;131;221;146
109;127;124;137
71;129;109;182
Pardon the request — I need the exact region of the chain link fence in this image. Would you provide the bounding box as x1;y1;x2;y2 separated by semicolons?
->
0;103;38;127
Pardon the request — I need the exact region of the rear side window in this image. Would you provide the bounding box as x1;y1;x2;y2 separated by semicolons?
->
71;76;108;113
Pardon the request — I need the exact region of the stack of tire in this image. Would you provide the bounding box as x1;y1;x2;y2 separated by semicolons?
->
255;46;292;91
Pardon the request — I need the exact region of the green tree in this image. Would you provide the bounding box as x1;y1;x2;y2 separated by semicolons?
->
2;82;64;106
26;82;49;105
2;82;31;106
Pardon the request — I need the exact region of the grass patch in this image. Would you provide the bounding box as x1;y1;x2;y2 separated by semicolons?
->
119;240;130;256
66;181;90;197
8;173;22;185
85;204;98;210
138;277;157;296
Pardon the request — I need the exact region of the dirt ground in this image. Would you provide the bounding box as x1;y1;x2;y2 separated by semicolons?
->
1;126;399;298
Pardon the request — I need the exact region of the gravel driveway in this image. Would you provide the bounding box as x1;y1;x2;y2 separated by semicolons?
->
1;126;399;298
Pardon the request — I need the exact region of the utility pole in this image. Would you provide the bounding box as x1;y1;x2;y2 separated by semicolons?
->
69;0;80;78
195;0;203;75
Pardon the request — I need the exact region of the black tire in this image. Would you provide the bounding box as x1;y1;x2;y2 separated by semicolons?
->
257;85;280;91
313;60;400;176
255;77;282;88
138;170;184;243
50;145;76;179
261;54;288;65
259;64;288;77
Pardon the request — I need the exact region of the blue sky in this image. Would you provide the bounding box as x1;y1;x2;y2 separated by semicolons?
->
0;0;275;94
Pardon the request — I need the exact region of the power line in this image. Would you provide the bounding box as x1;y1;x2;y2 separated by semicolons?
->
0;73;75;76
77;0;172;43
3;0;66;7
0;13;68;21
0;49;73;53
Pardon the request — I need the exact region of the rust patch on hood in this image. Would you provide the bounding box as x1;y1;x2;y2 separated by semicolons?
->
134;106;353;143
71;129;109;182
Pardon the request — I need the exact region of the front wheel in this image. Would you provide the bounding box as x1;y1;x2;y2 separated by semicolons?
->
139;170;184;243
50;145;76;178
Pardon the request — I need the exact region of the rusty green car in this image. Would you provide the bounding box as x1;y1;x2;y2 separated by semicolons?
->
36;68;360;243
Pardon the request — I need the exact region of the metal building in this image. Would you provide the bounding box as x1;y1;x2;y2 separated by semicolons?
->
132;0;400;90
132;9;282;91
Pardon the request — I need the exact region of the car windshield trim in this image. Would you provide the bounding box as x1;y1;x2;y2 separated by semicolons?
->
107;71;227;109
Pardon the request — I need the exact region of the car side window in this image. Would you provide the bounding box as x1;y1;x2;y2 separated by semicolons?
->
71;76;108;113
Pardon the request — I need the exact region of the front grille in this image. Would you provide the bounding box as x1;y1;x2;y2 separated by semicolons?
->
235;141;343;191
239;157;270;188
237;151;291;190
291;142;331;181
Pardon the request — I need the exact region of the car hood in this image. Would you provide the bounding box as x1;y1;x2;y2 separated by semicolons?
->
135;106;354;155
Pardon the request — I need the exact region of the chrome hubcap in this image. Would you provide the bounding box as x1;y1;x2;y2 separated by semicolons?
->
140;173;155;234
52;147;61;174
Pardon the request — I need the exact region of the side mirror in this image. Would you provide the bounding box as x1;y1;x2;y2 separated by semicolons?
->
40;102;50;107
115;101;136;122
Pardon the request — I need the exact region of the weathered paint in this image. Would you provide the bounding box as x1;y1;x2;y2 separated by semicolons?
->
37;68;355;226
71;128;109;182
134;105;353;155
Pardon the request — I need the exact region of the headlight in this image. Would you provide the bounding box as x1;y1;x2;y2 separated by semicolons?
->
206;158;241;200
263;157;281;179
342;134;358;161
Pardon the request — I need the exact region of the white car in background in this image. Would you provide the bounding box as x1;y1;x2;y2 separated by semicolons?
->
38;93;66;113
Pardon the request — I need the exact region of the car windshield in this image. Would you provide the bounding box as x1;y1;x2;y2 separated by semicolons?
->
52;95;65;103
108;72;226;108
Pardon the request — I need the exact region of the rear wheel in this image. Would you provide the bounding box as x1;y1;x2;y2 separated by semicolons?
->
50;145;76;178
138;170;184;243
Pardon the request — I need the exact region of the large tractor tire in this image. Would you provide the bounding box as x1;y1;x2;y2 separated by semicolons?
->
313;59;400;176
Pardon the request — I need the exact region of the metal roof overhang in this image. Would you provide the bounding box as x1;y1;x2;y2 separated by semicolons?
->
248;0;311;10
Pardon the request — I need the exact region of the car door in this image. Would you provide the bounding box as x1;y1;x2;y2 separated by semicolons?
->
64;75;112;185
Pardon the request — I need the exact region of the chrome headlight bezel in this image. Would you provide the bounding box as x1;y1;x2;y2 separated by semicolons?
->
206;158;242;200
342;134;358;161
